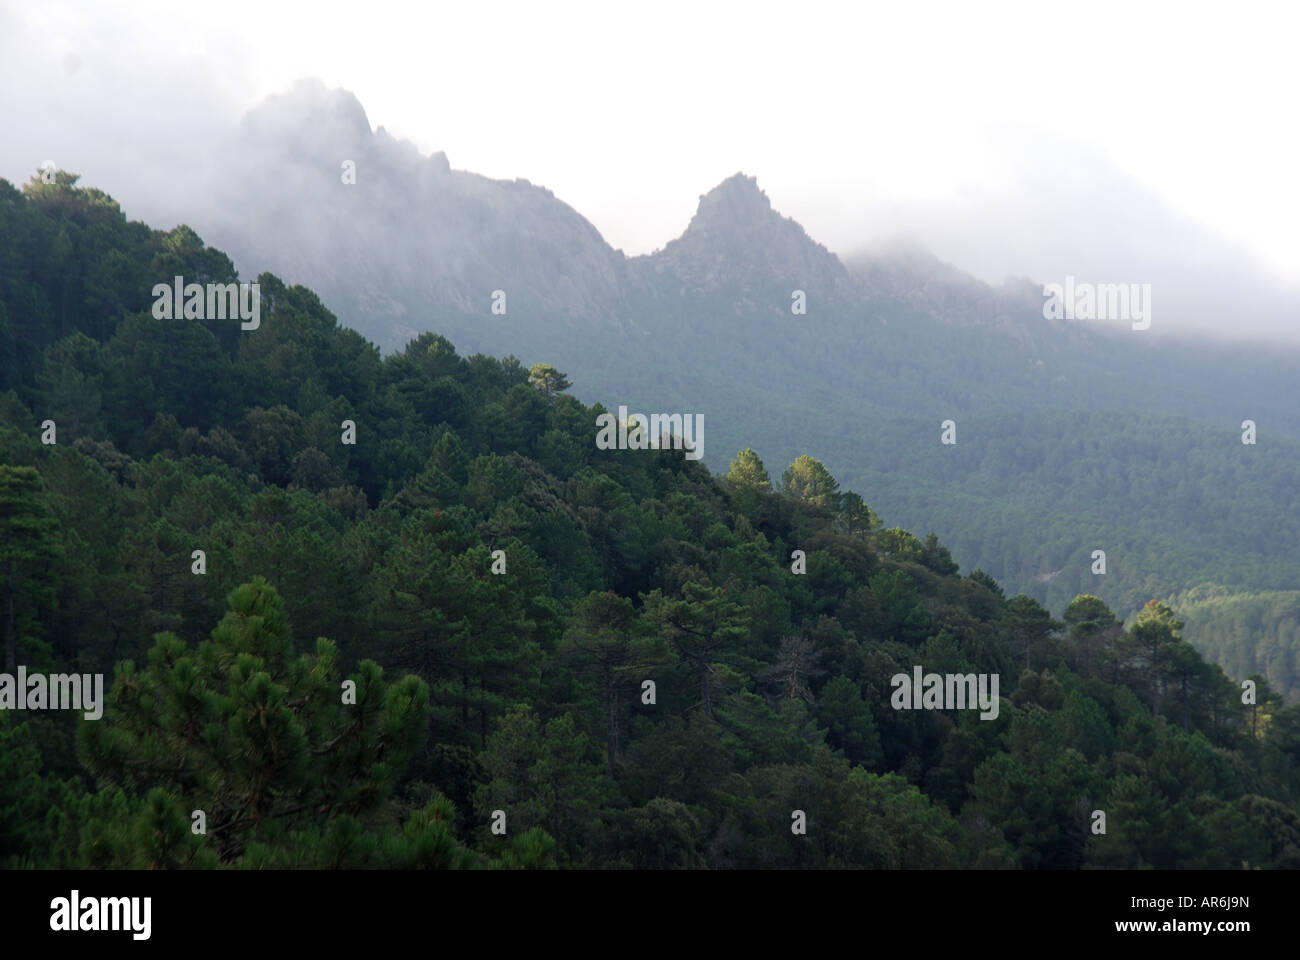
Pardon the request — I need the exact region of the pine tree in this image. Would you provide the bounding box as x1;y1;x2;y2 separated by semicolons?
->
474;704;600;864
1127;600;1184;719
781;455;841;510
563;590;660;775
643;581;748;719
0;465;61;672
527;363;571;400
78;577;430;864
726;448;771;490
1002;594;1059;674
838;490;878;535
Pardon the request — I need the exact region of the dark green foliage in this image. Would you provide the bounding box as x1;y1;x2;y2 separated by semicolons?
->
3;174;1299;869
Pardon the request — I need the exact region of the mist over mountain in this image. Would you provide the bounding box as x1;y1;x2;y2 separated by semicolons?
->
196;80;630;349
179;82;1300;443
7;165;1300;877
8;0;1300;899
7;78;1299;700
168;80;1298;351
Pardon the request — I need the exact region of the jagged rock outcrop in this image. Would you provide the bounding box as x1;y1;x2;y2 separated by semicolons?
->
201;79;631;351
635;173;852;304
193;80;1043;357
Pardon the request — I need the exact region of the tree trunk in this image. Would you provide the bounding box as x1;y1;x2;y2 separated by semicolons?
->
1150;640;1160;718
479;676;487;748
606;693;618;776
3;568;15;674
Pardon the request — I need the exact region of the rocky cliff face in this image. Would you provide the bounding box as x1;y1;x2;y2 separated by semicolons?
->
635;173;852;304
201;79;632;351
193;80;1044;358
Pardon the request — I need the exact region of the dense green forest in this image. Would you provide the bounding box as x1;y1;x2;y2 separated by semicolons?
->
1170;588;1300;709
821;413;1300;704
2;174;1299;869
593;303;1300;704
161;98;1300;705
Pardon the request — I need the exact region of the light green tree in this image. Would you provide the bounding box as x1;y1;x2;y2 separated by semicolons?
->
527;363;572;400
781;455;840;510
726;448;771;490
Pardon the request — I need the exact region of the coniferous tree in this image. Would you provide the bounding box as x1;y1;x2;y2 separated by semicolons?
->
527;363;571;400
782;455;841;510
563;590;661;775
643;581;748;719
79;578;430;864
0;465;61;672
726;448;771;490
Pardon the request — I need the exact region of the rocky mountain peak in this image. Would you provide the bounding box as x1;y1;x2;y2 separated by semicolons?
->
644;173;850;299
239;78;373;155
691;172;772;226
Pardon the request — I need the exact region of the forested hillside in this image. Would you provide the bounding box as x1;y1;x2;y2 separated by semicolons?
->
163;83;1300;703
2;175;1299;869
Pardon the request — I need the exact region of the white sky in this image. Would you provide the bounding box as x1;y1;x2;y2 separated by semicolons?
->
3;0;1298;292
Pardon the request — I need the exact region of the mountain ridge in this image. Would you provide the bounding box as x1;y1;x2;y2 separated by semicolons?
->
22;80;1297;699
204;79;1031;347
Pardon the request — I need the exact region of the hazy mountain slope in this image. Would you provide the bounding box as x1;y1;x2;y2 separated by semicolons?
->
6;173;1300;871
138;82;1300;698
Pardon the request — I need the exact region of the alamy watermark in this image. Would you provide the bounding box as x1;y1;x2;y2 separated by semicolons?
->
890;666;999;720
595;406;704;461
50;891;151;940
152;276;260;330
1042;276;1151;330
0;667;103;720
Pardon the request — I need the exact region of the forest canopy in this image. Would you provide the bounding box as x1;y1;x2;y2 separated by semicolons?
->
2;175;1298;869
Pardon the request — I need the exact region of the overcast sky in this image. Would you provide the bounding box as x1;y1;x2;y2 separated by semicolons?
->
2;0;1296;337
